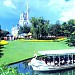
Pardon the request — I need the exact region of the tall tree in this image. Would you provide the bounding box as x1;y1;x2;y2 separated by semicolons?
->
30;17;49;39
61;19;75;37
0;25;2;39
67;19;75;33
30;17;38;39
61;22;70;37
18;25;30;34
50;21;61;36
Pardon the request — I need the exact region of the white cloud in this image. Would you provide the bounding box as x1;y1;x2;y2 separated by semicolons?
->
58;0;75;22
3;0;16;9
59;9;75;22
48;0;65;8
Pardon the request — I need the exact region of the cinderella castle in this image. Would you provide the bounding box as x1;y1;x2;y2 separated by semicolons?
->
18;2;30;27
11;1;30;37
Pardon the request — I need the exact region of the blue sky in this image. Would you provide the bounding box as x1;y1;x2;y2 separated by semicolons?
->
0;0;75;32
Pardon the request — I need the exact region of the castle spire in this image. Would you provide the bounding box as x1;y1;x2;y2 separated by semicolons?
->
26;0;29;23
18;0;30;27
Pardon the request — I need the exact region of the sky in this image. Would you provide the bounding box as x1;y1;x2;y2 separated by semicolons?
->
0;0;75;32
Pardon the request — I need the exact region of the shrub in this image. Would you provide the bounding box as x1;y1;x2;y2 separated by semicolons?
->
57;38;66;41
0;40;8;45
0;64;29;75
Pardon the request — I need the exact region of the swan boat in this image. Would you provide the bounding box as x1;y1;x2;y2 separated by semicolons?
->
28;49;75;71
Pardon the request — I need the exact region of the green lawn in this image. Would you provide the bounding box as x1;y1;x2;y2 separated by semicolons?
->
0;40;74;65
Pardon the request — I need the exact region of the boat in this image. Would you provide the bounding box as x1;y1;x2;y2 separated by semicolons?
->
28;49;75;71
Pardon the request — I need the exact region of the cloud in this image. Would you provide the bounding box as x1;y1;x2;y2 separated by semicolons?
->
59;9;75;22
48;0;65;8
65;0;71;1
3;0;16;9
59;0;75;22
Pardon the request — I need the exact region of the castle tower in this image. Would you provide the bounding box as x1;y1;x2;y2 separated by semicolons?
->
19;12;25;27
11;25;19;37
26;0;29;24
18;0;30;27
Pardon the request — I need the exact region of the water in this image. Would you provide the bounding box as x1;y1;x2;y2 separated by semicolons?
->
9;61;75;75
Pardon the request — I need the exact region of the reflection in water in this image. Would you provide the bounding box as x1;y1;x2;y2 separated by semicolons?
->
9;61;75;75
34;69;75;75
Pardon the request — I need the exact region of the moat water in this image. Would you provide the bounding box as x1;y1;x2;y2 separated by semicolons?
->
9;61;75;75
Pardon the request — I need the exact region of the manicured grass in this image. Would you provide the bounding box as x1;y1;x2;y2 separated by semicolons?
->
0;40;74;65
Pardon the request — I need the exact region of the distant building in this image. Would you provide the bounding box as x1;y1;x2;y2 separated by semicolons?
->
18;1;30;27
11;1;31;37
11;26;19;37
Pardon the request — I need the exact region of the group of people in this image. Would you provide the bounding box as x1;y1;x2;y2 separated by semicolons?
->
38;55;75;66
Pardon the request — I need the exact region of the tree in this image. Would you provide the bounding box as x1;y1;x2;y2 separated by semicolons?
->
67;19;75;34
0;44;4;58
18;25;30;34
68;32;75;46
30;17;38;39
37;17;49;37
50;22;61;36
2;30;9;37
64;19;75;46
0;25;9;39
61;20;75;37
0;25;2;40
0;64;28;75
30;17;49;39
68;19;75;26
